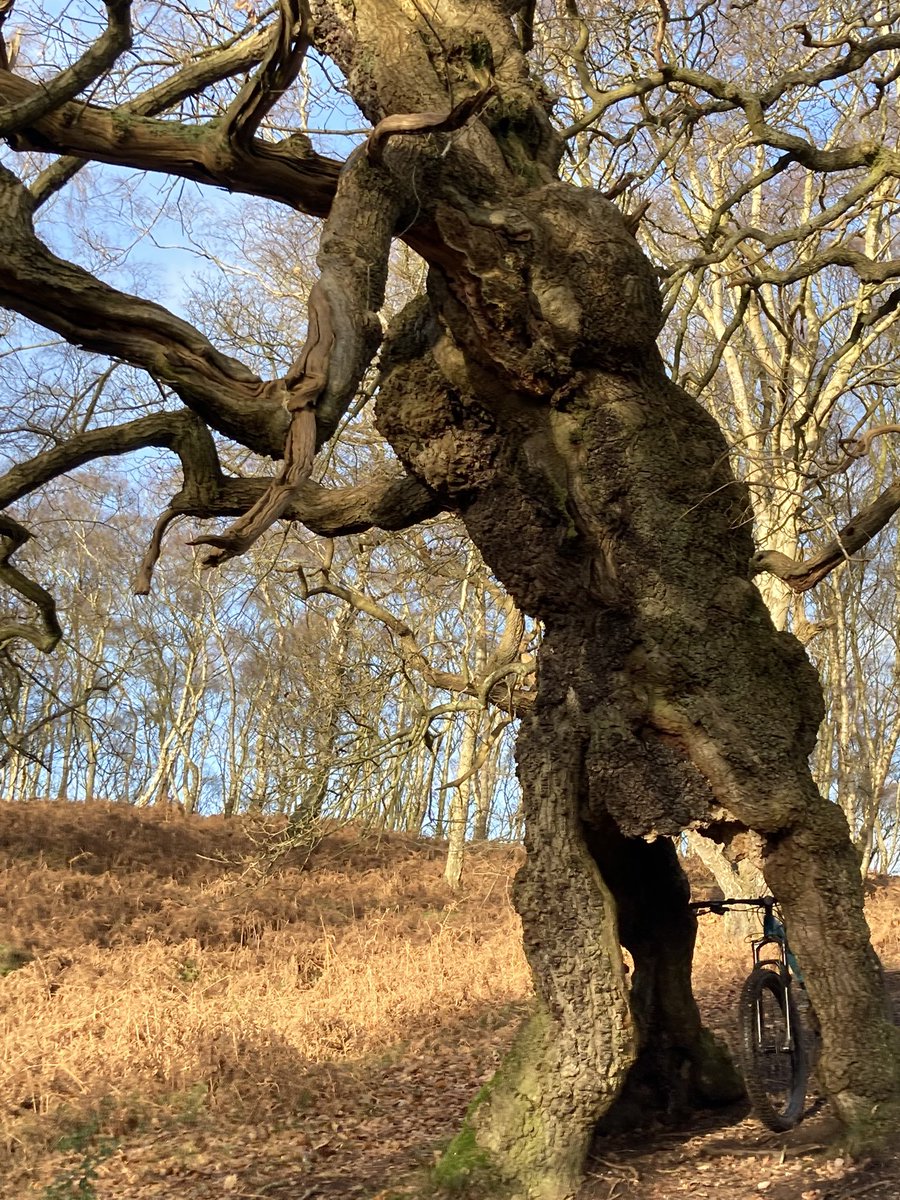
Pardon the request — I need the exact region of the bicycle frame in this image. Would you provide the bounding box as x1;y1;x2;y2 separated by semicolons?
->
691;895;802;1051
751;900;799;1052
689;896;797;968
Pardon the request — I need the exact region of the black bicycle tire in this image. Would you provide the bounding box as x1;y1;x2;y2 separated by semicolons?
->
738;967;808;1131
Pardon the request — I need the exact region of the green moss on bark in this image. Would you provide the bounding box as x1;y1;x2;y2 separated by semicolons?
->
833;1023;900;1156
432;1007;553;1197
839;1098;900;1158
432;1123;505;1195
689;1027;745;1106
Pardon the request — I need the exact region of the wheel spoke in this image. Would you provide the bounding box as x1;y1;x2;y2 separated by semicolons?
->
738;968;808;1131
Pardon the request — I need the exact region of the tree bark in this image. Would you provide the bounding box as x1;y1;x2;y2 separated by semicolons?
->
3;1;900;1196
441;701;635;1200
376;270;900;1190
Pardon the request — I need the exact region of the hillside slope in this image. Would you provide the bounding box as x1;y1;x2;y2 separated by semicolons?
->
1;801;899;1200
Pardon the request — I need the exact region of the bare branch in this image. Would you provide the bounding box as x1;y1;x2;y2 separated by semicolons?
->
0;514;62;652
134;508;181;596
0;677;112;770
0;407;442;591
0;70;342;217
31;21;276;206
665;161;894;288
0;411;223;507
0;0;132;137
300;573;534;715
0;165;289;456
212;471;443;536
849;287;900;340
440;714;513;790
0;408;222;595
819;424;900;480
651;0;670;71
748;242;900;288
558;22;900;179
752;482;900;592
364;83;496;166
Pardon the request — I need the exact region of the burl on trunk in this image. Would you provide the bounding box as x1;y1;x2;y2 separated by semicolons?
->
341;5;900;1189
3;0;897;1196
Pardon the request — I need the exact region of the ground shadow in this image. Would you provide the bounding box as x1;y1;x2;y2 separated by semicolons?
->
6;999;528;1200
577;973;900;1199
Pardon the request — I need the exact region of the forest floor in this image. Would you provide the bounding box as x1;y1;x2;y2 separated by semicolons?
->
1;801;899;1200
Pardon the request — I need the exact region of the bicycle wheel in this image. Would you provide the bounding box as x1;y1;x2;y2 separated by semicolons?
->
738;967;808;1131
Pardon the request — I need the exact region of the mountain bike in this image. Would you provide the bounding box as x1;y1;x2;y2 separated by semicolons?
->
689;895;812;1131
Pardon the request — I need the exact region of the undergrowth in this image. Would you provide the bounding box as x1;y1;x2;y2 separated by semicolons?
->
0;802;528;1176
2;801;899;1198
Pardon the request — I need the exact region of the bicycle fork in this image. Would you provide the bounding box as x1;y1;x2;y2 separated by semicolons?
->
752;933;797;1053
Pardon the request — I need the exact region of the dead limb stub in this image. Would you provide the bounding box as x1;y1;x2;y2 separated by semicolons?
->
363;83;496;165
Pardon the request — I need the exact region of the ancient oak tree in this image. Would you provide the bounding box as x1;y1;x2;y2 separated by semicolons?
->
2;2;900;1197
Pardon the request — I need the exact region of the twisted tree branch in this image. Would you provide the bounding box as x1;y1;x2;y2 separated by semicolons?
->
0;0;132;137
0;514;62;652
223;0;310;148
0;165;289;456
0;406;443;594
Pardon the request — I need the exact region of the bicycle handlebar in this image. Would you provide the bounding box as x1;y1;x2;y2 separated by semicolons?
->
689;895;775;912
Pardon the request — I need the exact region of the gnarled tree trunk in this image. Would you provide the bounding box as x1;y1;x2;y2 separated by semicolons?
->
377;283;899;1191
349;8;900;1171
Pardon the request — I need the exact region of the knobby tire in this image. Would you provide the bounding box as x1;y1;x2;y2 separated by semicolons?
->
738;966;808;1131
